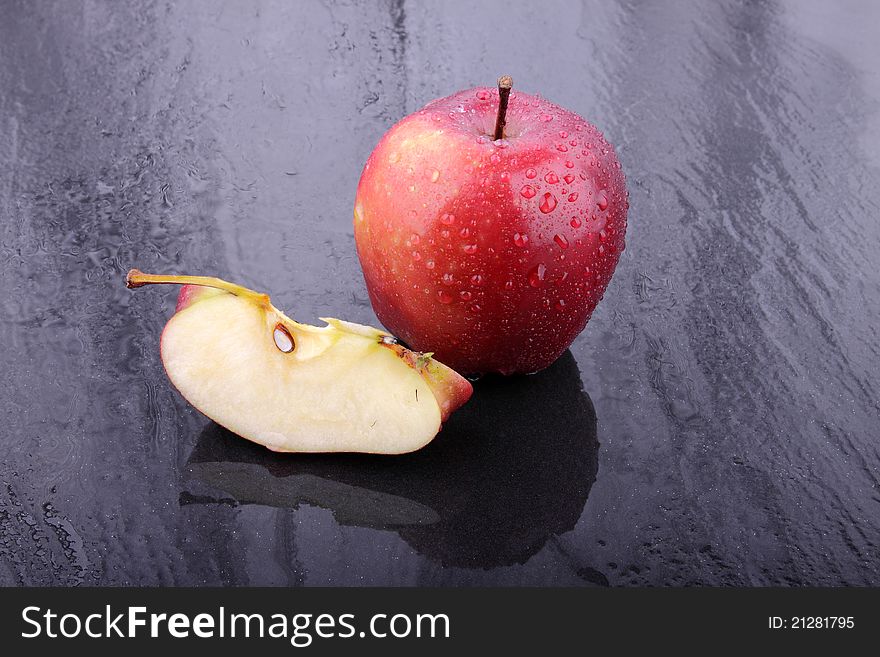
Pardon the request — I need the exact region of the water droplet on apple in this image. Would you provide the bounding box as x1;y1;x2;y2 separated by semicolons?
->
493;138;509;149
430;169;440;183
505;280;515;290
554;299;566;311
569;139;578;147
426;260;435;270
500;171;510;182
563;174;575;185
489;152;501;165
410;234;420;245
525;168;537;179
540;113;553;122
441;273;455;285
273;324;295;353
597;191;608;210
437;290;454;304
598;244;605;254
459;290;473;301
468;303;482;313
459;227;471;238
471;274;483;286
476;89;490;100
568;192;579;202
440;213;455;225
564;160;574;169
412;251;421;261
520;185;536;199
441;229;451;239
463;243;478;254
513;232;529;247
476;135;488;145
570;217;582;228
539;193;558;214
556;143;568;152
529;263;547;288
554;234;569;249
544;172;559;184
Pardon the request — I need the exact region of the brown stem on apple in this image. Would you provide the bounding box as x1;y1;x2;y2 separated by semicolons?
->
493;75;513;141
126;269;270;305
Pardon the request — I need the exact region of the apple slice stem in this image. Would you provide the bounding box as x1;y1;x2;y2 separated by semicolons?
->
126;269;270;305
493;75;513;141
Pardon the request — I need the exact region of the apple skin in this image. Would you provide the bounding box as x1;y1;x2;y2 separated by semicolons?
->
354;86;627;375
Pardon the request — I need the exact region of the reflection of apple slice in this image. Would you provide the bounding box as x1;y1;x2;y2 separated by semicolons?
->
126;269;472;454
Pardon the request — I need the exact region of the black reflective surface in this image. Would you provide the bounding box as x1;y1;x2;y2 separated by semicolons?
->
1;0;878;585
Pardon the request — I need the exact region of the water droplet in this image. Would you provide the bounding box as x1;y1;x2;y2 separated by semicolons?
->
559;131;568;138
539;192;558;214
459;290;473;301
569;139;578;147
540;113;553;122
411;251;421;261
489;152;501;165
476;135;488;145
459;227;471;238
563;174;576;185
520;184;536;199
513;232;529;247
468;303;482;314
568;192;579;202
273;324;295;353
599;229;607;240
476;89;490;100
504;280;515;290
438;290;454;304
554;234;569;249
463;243;478;254
470;274;483;286
410;234;420;245
554;299;566;311
597;191;608;211
430;169;440;183
529;263;547;288
564;160;574;169
598;244;605;254
525;168;537;179
440;229;451;239
426;260;435;270
500;171;510;182
556;143;568;152
544;172;559;184
441;273;455;285
440;213;455;225
570;217;582;228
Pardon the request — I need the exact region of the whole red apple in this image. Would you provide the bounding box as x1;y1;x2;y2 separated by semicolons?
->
354;78;627;375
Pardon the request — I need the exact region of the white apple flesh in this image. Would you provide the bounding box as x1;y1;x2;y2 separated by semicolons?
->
126;270;472;454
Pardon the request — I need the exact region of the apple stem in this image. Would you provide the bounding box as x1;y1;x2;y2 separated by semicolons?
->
493;75;513;141
126;269;270;305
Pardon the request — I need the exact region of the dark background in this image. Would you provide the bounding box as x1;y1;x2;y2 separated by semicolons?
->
1;0;878;586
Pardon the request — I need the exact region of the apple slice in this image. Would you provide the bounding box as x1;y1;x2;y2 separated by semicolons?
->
126;269;472;454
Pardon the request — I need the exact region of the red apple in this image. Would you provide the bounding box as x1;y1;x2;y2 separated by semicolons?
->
354;78;627;375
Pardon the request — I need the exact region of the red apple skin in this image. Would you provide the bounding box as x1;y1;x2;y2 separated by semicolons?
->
354;87;628;375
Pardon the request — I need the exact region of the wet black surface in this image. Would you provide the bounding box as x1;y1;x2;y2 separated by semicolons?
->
1;0;878;585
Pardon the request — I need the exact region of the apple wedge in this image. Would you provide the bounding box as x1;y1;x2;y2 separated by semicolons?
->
126;269;473;454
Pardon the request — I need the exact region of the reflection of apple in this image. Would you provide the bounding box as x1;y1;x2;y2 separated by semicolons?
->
126;270;471;454
184;350;598;568
354;77;628;375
